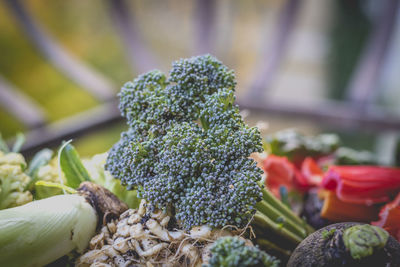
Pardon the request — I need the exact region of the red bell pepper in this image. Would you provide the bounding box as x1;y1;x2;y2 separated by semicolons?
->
301;157;323;187
322;166;400;205
372;192;400;241
263;155;310;198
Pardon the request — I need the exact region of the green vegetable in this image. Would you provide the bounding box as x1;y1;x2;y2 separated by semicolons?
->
0;133;9;153
343;224;389;260
265;129;339;162
26;148;53;178
0;182;128;267
0;151;32;209
0;194;96;267
59;141;91;188
265;129;378;166
321;229;336;239
34;157;66;200
29;142;140;207
205;236;280;267
11;133;25;153
106;55;260;229
334;147;377;165
25;148;55;198
106;55;313;256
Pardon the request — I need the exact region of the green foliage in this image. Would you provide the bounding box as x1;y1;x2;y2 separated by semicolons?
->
33;157;66;200
205;236;280;267
333;147;377;165
321;228;336;239
27;148;54;178
26;148;54;193
265;129;378;166
106;55;263;229
0;133;9;153
11;133;25;153
59;141;91;189
265;129;339;161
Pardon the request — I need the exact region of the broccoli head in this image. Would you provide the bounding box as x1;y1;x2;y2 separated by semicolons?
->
106;55;263;229
0;151;32;209
205;236;280;267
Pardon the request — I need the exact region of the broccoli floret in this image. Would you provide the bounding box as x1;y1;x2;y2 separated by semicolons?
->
205;236;280;267
106;55;262;229
119;70;170;134
0;151;32;209
167;55;236;120
106;55;313;253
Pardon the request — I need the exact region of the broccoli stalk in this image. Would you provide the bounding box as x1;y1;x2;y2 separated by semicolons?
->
106;55;313;257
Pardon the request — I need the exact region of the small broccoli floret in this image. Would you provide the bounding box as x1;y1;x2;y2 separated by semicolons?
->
119;70;171;134
205;236;280;267
0;151;32;209
167;54;236;120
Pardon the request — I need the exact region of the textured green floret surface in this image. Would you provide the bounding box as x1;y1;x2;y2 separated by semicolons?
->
106;55;263;229
0;151;32;209
205;236;280;267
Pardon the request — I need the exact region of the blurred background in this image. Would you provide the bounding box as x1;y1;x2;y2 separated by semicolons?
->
0;0;399;163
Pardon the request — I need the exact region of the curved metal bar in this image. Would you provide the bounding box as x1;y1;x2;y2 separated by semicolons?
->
5;0;116;101
19;96;400;157
194;0;217;55
0;76;46;128
107;0;158;73
346;0;399;109
20;100;121;157
248;0;302;99
237;98;400;131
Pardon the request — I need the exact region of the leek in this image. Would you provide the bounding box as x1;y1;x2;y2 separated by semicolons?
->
0;182;128;267
0;195;96;267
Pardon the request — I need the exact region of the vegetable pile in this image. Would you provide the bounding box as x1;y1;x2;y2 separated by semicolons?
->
2;55;400;266
262;129;400;249
1;55;311;266
0;136;138;266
